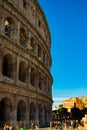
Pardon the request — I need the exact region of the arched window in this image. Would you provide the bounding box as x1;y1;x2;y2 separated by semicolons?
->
44;77;47;93
17;100;26;121
44;106;48;124
30;102;36;120
30;67;36;86
43;51;46;65
3;54;13;78
38;20;41;28
19;61;27;82
38;45;42;61
48;79;51;95
3;57;8;76
20;28;27;48
43;76;46;92
41;75;44;90
4;17;14;37
38;72;43;90
0;98;12;122
29;37;36;55
38;104;43;126
23;0;27;9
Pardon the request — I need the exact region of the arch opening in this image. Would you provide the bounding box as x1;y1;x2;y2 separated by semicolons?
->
17;100;26;121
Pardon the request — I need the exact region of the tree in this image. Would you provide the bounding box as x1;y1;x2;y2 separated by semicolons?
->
71;108;82;120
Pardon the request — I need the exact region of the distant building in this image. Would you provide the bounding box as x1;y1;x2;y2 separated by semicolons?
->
63;99;75;109
63;97;83;110
82;97;87;108
0;0;53;127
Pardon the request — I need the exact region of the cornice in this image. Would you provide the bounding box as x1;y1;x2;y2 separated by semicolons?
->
0;82;53;103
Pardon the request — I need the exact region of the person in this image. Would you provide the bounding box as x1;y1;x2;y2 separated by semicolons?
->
59;122;64;130
31;122;35;130
4;124;10;130
50;121;53;129
12;127;15;130
4;124;7;130
15;124;20;130
35;124;38;130
72;120;76;129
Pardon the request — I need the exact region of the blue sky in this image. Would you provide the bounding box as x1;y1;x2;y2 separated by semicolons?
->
38;0;87;108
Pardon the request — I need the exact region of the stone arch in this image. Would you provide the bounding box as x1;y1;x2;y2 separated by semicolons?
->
46;105;51;124
44;106;48;124
48;79;51;96
20;27;27;48
29;4;35;23
19;61;27;82
46;77;49;93
17;100;27;121
41;74;44;91
19;0;27;10
23;0;27;9
44;76;47;93
47;54;50;67
44;105;50;124
43;75;46;92
38;44;42;61
30;102;36;121
38;19;41;28
0;97;12;123
30;67;36;87
43;51;46;64
2;54;14;78
38;104;43;126
29;37;36;55
38;71;43;90
4;17;15;37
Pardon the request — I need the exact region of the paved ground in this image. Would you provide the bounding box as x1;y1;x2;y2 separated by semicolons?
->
28;126;85;130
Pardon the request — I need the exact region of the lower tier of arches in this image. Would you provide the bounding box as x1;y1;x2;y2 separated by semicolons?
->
0;92;52;128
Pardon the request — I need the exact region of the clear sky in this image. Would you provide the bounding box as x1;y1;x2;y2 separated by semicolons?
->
38;0;87;108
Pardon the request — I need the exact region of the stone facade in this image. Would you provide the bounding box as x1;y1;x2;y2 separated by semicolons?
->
63;97;83;110
0;0;52;128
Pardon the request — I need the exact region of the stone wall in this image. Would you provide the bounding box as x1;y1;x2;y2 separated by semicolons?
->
0;0;53;127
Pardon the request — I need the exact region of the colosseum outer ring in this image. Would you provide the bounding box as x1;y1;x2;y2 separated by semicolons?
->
0;0;53;128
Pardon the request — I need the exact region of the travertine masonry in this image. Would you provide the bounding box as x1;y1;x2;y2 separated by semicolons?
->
0;0;53;128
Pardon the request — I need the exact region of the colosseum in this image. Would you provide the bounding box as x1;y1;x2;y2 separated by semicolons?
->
0;0;53;128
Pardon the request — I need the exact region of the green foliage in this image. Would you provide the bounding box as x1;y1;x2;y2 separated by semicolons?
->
52;105;87;120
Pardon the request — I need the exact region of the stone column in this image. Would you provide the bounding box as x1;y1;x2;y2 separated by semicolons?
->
0;44;3;75
17;21;20;44
28;64;30;89
35;41;38;57
36;101;39;121
15;55;19;84
12;105;18;126
42;104;45;126
50;84;52;97
50;105;52;122
36;68;39;90
28;101;30;121
0;16;5;34
34;8;36;25
26;107;29;121
10;23;17;42
36;14;39;30
12;57;17;80
28;32;31;52
26;31;31;52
